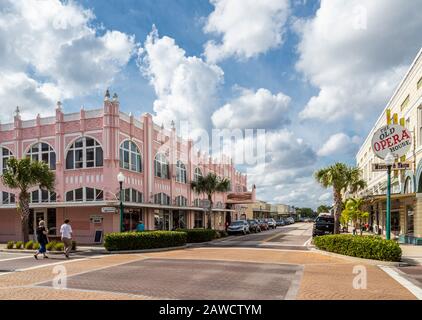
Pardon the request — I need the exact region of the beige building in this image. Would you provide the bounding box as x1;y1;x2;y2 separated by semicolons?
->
243;201;293;220
356;48;422;244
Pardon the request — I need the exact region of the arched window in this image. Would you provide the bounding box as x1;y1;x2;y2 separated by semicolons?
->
176;161;187;183
121;188;143;203
66;137;103;170
1;147;12;174
154;193;170;205
194;167;202;182
404;177;414;194
66;187;103;202
175;195;188;206
2;191;15;205
193;199;201;207
30;189;56;203
154;153;169;179
120;141;142;172
26;142;56;170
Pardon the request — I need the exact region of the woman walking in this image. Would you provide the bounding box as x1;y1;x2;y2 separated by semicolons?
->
34;220;49;259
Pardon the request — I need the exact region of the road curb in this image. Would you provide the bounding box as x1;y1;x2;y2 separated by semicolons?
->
309;248;408;266
0;249;80;254
104;245;188;254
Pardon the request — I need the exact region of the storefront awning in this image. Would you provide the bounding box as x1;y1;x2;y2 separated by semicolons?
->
363;193;416;203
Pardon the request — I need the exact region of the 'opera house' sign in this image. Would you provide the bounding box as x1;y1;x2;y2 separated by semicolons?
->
371;124;412;159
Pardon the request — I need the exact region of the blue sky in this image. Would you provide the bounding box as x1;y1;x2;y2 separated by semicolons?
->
1;0;421;208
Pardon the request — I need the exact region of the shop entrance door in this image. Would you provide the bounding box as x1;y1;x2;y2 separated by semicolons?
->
28;209;57;238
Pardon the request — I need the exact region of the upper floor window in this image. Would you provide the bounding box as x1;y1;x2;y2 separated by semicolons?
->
154;193;170;205
175;195;188;207
66;187;103;202
66;137;103;170
194;167;202;182
30;189;56;203
120;141;142;173
121;188;143;203
154;153;169;179
1;147;12;174
2;191;15;205
417;76;422;90
176;161;187;183
401;95;410;111
404;177;414;194
27;142;56;170
193;199;201;207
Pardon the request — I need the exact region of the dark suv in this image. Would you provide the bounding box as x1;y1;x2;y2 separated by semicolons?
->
247;219;261;233
312;215;334;237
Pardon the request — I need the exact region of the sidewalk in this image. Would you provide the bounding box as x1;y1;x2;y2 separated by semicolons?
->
400;245;422;265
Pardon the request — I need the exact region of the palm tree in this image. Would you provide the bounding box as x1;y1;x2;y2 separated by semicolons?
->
314;163;366;234
191;172;231;229
2;158;55;242
341;198;369;234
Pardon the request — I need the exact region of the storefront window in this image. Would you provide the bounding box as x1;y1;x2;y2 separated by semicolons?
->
154;210;171;230
194;212;204;228
47;209;57;235
123;208;143;232
407;205;414;235
173;210;186;229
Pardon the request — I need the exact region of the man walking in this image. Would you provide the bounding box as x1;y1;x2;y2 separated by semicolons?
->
60;219;73;259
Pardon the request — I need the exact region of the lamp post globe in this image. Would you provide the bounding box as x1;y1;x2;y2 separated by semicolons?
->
384;152;395;166
117;172;125;232
384;152;394;240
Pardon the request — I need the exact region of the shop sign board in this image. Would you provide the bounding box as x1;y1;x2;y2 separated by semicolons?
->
371;124;412;159
101;207;116;214
371;162;411;172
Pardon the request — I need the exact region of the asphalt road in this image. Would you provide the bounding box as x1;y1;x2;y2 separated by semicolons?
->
202;222;314;250
0;252;86;275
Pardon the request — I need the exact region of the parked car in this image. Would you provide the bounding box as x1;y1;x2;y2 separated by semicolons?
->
264;218;277;229
286;217;295;224
276;219;285;226
247;219;261;233
312;215;334;237
227;220;250;235
257;219;269;231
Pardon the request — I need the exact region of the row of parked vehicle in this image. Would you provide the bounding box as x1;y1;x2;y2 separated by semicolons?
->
227;217;295;235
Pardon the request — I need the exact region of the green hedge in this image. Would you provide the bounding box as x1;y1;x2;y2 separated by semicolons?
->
104;231;187;251
176;229;217;243
313;234;402;262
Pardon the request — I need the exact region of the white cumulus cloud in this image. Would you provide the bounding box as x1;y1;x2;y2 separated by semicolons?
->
212;87;290;129
295;0;422;122
0;0;136;122
204;0;290;63
139;26;224;134
317;133;361;157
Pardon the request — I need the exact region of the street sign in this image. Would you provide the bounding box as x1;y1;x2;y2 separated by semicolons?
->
371;162;411;172
101;207;116;214
371;124;412;159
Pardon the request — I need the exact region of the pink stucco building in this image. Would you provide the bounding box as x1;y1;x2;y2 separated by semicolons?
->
0;91;253;244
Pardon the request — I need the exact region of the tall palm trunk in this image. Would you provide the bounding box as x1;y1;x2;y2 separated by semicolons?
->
19;192;30;242
207;194;213;229
333;189;342;234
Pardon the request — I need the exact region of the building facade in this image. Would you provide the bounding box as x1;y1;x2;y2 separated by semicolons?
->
356;48;422;244
0;92;249;243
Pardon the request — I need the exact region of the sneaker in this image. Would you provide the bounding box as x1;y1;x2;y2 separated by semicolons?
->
43;256;49;259
65;254;69;259
34;254;38;260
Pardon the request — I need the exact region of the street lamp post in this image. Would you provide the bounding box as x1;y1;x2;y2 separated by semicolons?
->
384;152;395;240
117;172;125;233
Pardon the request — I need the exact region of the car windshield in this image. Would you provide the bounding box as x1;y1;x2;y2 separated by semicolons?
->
316;216;334;223
231;221;244;225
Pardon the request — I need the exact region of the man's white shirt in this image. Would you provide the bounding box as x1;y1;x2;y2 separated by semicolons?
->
60;224;72;239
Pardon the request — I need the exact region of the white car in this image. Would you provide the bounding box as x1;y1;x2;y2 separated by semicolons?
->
227;220;250;235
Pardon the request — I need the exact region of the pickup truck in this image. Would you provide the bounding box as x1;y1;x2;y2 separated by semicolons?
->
312;215;334;237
